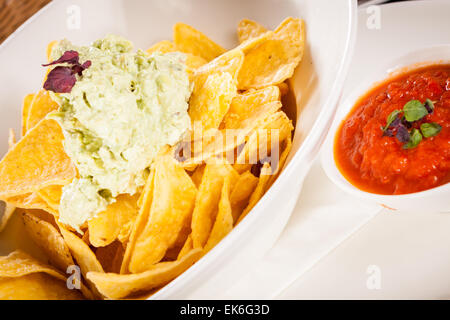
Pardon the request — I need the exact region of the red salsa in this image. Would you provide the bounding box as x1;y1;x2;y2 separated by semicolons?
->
335;65;450;195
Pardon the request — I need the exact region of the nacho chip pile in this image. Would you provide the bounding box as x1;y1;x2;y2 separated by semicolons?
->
0;17;304;299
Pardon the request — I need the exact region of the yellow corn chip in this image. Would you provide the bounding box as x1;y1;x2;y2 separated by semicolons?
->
0;201;15;233
127;153;197;273
189;72;237;131
121;167;155;274
5;192;57;215
88;194;139;248
191;159;239;248
204;176;235;253
190;165;205;188
234;111;293;173
146;40;207;71
0;119;77;198
177;235;193;260
194;48;244;86
0;273;84;300
8;128;16;149
266;136;292;188
146;40;178;54
22;211;74;272
222;85;280;129
278;82;289;96
95;241;124;273
37;185;63;211
236;163;272;224
59;226;104;275
21;94;35;136
237;17;305;90
46;40;58;62
230;171;259;222
87;248;202;299
0;250;91;300
25;90;59;133
236;137;291;225
174;23;226;61
237;19;268;43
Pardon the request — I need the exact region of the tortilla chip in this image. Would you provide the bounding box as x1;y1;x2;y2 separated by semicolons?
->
236;163;272;224
177;235;193;260
0;273;84;300
8;129;16;149
237;17;305;90
121;167;155;274
146;40;177;54
204;176;235;253
127;153;197;273
46;40;58;62
146;40;207;71
5;192;57;214
26;90;59;133
88;194;139;248
0;201;15;233
174;23;226;61
0;119;77;198
0;131;17;232
194;48;244;86
95;241;124;273
230;171;259;222
189;72;237;131
234;111;293;172
237;19;268;43
87;248;202;299
21;94;35;136
190;165;205;188
222;86;280;129
266;136;292;188
37;185;63;211
0;250;90;300
278;82;289;96
191;159;239;248
236;137;291;225
22;211;74;272
59;226;104;275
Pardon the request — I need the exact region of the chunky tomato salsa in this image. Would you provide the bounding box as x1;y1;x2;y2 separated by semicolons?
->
335;65;450;195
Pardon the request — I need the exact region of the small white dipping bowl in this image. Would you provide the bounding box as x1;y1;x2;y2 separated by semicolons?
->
322;45;450;213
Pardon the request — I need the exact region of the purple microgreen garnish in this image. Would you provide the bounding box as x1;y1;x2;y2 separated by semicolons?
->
43;66;77;93
42;50;79;67
424;99;435;114
395;124;411;143
42;50;91;93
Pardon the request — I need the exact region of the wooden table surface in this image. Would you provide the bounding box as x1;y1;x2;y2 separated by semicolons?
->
0;0;51;44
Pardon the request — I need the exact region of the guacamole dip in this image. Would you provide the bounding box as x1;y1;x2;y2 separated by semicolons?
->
49;35;191;232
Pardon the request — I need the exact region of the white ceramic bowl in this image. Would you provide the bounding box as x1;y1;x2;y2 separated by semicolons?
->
322;45;450;214
0;0;357;298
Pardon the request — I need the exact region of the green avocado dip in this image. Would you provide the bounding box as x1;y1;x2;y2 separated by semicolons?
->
48;35;192;232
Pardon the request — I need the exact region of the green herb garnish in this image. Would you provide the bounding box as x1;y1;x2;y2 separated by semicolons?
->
381;98;442;149
420;122;442;138
381;109;402;132
403;129;423;149
403;100;429;122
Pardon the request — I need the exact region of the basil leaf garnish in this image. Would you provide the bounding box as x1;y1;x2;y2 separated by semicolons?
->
381;109;402;132
403;129;422;149
420;122;442;138
403;100;429;122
